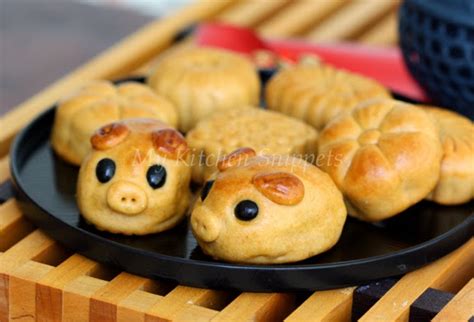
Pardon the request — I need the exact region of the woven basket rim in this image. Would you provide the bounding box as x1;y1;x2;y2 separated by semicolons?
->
404;0;474;28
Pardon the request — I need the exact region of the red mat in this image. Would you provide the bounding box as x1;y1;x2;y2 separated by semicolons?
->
195;23;427;102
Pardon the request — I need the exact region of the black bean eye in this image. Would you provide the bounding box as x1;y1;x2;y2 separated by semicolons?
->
146;165;166;189
234;200;259;221
201;180;214;201
96;158;115;183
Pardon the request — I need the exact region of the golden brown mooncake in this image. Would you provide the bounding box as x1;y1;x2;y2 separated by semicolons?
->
185;107;318;183
147;47;260;132
265;63;390;130
77;119;191;235
423;106;474;205
51;81;177;165
191;148;346;264
318;99;443;222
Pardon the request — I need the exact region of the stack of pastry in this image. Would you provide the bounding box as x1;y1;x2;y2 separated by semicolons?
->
50;48;269;240
317;100;473;221
48;47;473;265
265;61;473;222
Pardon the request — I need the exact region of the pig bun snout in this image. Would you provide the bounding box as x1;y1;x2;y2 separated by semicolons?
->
191;209;221;243
106;181;147;215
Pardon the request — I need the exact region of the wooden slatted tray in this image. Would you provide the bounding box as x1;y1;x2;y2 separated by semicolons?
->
1;1;473;320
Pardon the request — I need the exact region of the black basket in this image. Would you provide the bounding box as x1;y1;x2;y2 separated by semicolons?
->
399;0;474;119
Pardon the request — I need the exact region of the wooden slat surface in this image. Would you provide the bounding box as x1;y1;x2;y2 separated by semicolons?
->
0;200;34;252
258;0;347;37
306;0;398;42
433;278;474;321
285;287;354;322
9;260;53;321
0;230;57;321
36;254;100;321
63;275;108;322
117;290;161;322
358;11;398;46
0;230;58;274
0;157;10;183
212;293;295;321
90;272;152;321
216;0;289;28
145;286;226;321
360;238;474;321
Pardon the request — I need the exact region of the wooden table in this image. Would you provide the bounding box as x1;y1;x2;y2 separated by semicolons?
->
0;1;473;321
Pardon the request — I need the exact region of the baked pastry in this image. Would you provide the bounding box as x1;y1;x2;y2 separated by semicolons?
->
191;148;346;264
422;106;474;205
265;62;390;130
318;99;442;222
77;118;191;235
147;47;260;132
186;107;318;183
52;81;178;165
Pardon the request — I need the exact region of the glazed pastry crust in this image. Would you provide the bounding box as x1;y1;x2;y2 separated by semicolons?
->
147;47;260;132
318;99;442;221
423;106;474;205
77;119;191;235
52;81;178;165
191;154;347;264
186;107;318;183
265;63;390;130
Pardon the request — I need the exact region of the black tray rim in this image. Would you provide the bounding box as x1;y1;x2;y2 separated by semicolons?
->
9;91;474;292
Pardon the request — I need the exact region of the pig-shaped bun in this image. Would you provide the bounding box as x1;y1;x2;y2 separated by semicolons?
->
77;119;191;235
191;148;347;264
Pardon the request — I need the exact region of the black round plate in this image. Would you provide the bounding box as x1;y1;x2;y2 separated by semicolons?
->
10;94;473;293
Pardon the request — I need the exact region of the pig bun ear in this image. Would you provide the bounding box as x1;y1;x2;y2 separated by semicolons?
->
252;171;304;206
91;122;130;150
217;147;256;172
151;128;189;161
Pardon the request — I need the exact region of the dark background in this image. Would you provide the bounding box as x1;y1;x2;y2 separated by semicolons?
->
0;0;153;116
